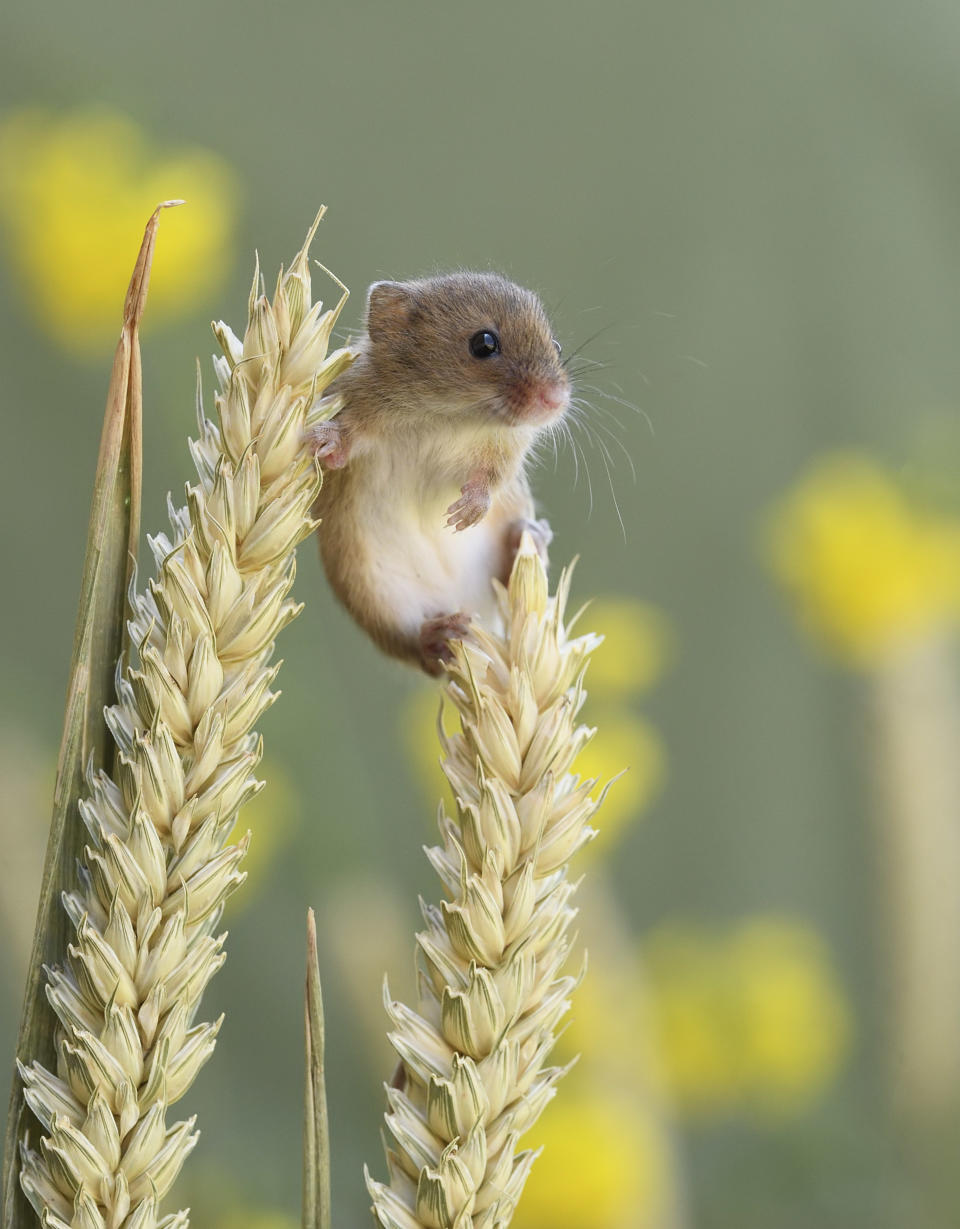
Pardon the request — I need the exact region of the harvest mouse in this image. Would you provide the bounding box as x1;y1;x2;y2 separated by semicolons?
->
307;273;569;674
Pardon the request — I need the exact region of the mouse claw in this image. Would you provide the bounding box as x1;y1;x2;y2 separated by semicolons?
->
306;420;350;470
446;482;491;532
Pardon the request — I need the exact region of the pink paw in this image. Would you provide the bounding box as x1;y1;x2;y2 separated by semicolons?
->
446;482;491;532
306;420;350;470
419;611;472;675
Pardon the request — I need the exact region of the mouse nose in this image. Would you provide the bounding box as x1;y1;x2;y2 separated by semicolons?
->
536;379;568;413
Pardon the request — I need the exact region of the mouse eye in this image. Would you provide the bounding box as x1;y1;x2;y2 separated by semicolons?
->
553;339;562;356
469;329;501;358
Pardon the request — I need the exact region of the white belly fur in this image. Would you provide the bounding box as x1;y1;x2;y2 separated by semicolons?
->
359;485;501;637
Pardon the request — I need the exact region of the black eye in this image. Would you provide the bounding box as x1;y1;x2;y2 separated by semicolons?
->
553;339;562;356
469;329;500;358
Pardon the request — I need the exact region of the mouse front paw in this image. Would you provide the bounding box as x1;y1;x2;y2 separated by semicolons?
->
306;420;350;470
419;611;472;675
446;481;491;532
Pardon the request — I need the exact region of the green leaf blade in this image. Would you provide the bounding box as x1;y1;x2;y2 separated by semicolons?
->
0;205;173;1229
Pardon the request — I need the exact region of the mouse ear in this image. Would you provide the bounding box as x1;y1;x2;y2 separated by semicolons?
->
366;281;413;340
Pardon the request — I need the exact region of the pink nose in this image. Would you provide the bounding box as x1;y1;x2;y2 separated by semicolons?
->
537;381;568;412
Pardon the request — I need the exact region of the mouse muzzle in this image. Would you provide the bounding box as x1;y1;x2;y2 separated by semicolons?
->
507;373;569;426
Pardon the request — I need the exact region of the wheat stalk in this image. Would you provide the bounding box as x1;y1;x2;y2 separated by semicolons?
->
367;539;608;1229
16;213;351;1229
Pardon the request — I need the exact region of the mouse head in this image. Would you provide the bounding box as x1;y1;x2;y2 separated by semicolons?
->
364;273;569;428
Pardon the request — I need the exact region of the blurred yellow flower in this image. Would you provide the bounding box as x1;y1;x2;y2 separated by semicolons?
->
575;707;665;854
644;926;744;1112
767;454;960;666
0;107;237;351
557;934;660;1093
646;916;851;1118
586;597;674;698
514;1089;669;1229
731;919;852;1113
224;756;300;915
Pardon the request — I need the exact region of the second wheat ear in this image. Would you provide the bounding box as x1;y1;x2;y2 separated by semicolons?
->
367;539;610;1229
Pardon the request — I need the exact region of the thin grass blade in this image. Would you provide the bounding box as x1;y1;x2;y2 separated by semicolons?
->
303;908;332;1229
1;203;178;1229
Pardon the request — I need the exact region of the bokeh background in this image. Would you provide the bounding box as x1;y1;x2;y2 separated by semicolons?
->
3;2;960;1226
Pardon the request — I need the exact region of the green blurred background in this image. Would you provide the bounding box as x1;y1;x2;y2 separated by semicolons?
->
3;1;960;1225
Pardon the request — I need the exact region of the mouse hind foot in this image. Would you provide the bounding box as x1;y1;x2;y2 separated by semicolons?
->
501;517;552;582
419;611;472;676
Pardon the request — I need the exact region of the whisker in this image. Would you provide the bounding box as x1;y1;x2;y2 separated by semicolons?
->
583;418;638;483
557;421;594;517
574;383;654;437
568;417;626;539
578;422;627;541
567;384;641;522
603;453;627;541
562;420;584;493
540;422;560;473
561;323;620;367
565;423;581;490
570;397;627;434
579;436;594;518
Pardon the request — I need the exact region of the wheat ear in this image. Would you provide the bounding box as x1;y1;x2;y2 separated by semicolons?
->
367;539;607;1229
17;213;350;1229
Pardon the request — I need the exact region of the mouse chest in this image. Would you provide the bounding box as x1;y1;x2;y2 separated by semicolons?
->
357;452;499;618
